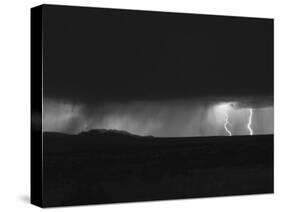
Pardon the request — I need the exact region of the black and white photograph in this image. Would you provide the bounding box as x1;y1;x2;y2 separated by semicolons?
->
1;0;281;211
30;4;274;207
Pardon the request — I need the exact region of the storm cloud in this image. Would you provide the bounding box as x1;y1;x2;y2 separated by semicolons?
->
42;7;273;137
43;98;273;137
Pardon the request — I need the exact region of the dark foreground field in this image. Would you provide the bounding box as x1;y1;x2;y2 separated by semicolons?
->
42;130;273;207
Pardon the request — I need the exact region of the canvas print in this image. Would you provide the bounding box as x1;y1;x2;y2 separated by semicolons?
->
31;4;273;207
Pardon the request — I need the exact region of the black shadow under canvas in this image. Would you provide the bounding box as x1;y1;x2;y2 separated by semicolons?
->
31;4;274;207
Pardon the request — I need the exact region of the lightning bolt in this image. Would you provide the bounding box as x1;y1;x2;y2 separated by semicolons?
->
224;111;232;136
247;108;253;135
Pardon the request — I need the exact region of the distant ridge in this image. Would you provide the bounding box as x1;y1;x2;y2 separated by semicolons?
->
79;129;152;138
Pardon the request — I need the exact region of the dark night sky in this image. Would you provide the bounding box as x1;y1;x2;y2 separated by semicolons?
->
41;5;273;136
42;5;273;104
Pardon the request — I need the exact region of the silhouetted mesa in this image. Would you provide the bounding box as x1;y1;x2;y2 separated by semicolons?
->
79;129;152;137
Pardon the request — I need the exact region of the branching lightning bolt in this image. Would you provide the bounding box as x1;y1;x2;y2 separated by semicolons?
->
247;108;253;135
224;111;232;136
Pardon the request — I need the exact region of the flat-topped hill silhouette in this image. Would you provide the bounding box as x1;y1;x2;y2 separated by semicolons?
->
42;131;273;207
80;129;148;137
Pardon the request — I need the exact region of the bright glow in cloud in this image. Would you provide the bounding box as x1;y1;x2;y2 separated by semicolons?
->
212;102;235;136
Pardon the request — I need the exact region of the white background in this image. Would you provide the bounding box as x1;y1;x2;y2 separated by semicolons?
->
0;0;279;211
